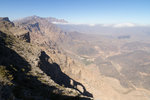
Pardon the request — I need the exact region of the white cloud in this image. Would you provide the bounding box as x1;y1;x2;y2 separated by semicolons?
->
52;22;97;26
53;22;150;28
113;23;136;28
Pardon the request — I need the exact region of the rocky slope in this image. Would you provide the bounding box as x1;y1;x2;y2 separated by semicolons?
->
12;16;150;100
0;17;93;100
14;16;70;43
2;16;150;100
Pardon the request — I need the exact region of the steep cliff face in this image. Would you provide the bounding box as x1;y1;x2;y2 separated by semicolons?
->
13;16;111;100
13;16;83;81
0;18;93;100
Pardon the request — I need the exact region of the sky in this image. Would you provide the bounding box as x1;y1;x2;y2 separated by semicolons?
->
0;0;150;24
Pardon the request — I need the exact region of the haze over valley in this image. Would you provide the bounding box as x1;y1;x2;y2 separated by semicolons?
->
0;0;150;100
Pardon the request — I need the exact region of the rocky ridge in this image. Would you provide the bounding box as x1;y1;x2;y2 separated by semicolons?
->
0;17;93;100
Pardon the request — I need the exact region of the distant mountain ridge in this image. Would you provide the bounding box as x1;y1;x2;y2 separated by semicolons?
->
14;15;68;23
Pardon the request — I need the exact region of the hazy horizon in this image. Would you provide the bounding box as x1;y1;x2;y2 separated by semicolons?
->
1;1;150;100
0;0;150;25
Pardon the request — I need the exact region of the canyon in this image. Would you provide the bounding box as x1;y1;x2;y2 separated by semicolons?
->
0;16;150;100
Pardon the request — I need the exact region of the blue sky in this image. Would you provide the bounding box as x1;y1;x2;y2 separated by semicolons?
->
0;0;150;24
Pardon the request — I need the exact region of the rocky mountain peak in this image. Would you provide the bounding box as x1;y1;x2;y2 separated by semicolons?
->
14;15;68;24
0;17;10;22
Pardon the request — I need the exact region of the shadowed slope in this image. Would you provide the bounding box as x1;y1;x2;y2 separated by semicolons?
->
0;30;92;100
38;51;93;98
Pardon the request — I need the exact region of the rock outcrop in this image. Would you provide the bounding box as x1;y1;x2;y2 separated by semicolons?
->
0;17;30;42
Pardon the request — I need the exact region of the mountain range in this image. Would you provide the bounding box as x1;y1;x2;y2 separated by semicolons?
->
0;16;150;100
